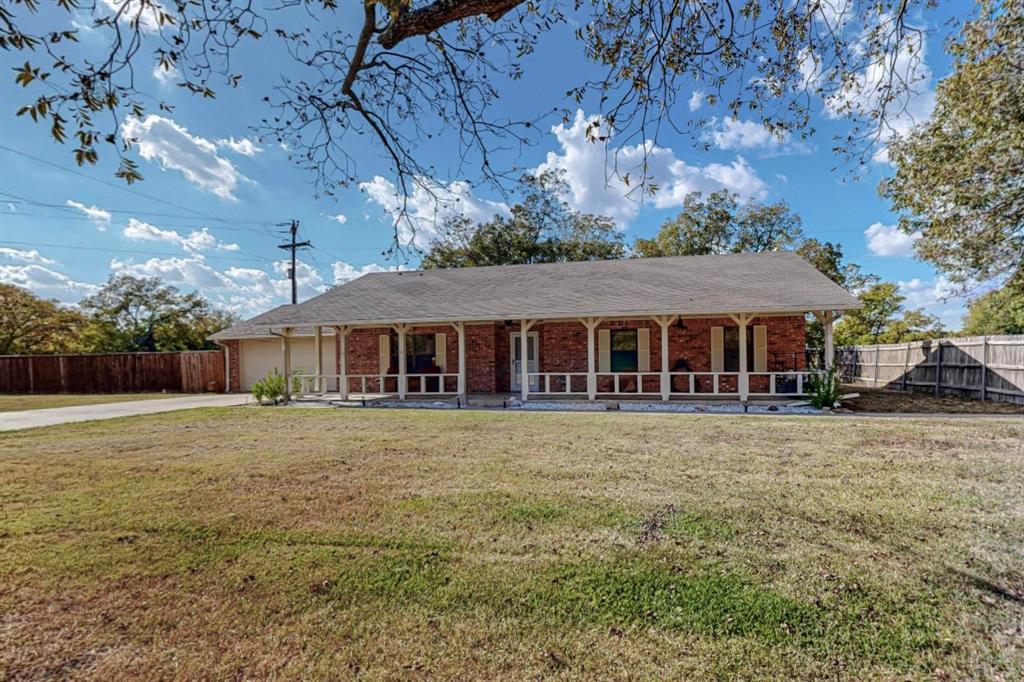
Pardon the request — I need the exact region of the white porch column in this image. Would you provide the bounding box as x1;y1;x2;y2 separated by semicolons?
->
519;319;536;401
581;317;601;401
335;325;349;400
729;314;754;402
452;321;466;399
654;315;677;401
313;325;323;394
813;310;836;371
823;311;835;371
280;327;293;403
396;323;407;400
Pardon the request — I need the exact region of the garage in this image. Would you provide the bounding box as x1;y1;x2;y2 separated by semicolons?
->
239;335;337;391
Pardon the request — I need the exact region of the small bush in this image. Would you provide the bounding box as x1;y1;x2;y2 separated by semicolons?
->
252;368;286;405
807;367;843;409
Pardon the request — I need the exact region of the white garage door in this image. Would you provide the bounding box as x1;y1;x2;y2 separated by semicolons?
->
240;336;337;391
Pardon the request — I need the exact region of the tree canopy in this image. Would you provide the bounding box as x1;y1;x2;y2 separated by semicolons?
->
0;284;87;355
632;191;805;258
834;282;943;346
4;0;944;236
78;275;237;352
961;276;1024;335
881;0;1024;290
422;171;624;268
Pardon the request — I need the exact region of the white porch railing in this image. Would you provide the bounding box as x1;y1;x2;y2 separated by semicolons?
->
403;373;459;394
747;371;821;396
668;372;740;396
526;372;589;395
293;374;342;396
595;372;662;395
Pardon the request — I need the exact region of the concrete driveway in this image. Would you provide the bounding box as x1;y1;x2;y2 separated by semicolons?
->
0;394;249;432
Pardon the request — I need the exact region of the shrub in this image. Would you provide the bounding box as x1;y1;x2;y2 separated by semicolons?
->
291;367;305;395
252;368;286;405
807;368;843;409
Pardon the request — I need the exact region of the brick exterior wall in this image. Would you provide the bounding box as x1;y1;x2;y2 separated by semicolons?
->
224;340;241;392
310;315;807;396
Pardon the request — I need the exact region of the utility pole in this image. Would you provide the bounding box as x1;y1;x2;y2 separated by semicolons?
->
277;220;311;304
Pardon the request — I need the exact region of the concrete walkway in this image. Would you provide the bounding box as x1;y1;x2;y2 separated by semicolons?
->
0;394;248;432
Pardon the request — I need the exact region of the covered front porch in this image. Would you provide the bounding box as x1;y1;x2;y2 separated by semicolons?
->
276;310;837;404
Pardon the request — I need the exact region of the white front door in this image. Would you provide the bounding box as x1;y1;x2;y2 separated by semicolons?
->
510;332;539;391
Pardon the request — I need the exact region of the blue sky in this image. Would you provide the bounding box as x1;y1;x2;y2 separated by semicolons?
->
0;1;974;327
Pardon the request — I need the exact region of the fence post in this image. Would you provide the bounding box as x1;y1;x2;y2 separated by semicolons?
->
873;346;880;385
934;340;942;397
902;342;910;392
58;355;68;393
980;335;988;402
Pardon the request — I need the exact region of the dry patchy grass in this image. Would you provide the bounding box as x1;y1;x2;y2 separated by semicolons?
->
0;393;196;413
1;408;1023;680
843;385;1024;414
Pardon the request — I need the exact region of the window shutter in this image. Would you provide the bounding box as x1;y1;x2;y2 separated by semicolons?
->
637;328;651;372
379;334;390;375
435;333;447;371
598;329;611;372
710;327;724;372
753;325;767;372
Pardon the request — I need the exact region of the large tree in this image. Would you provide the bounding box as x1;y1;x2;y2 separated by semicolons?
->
0;284;87;355
632;191;805;258
834;282;942;346
4;0;945;237
881;0;1024;289
961;276;1024;335
422;171;624;267
78;275;236;352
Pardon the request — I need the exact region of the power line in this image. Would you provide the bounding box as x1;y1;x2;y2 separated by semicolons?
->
0;240;269;263
0;145;281;228
0;192;276;230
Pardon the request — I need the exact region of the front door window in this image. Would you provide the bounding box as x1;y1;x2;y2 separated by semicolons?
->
511;332;539;390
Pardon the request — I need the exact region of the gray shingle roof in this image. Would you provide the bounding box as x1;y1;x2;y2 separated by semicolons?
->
211;252;860;339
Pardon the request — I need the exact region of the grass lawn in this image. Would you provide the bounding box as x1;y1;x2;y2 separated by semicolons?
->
2;408;1022;679
843;385;1024;415
0;393;196;413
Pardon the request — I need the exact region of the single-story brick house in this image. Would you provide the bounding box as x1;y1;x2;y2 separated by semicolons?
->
210;252;860;402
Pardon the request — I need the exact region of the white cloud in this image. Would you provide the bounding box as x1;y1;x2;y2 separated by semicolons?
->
688;90;705;112
0;264;98;302
225;259;328;308
815;0;853;30
121;115;245;201
101;0;165;34
865;222;919;257
707;117;781;150
152;61;178;85
534;110;768;224
898;275;969;327
0;247;55;265
65;199;111;230
108;255;328;315
331;261;397;284
325;213;348;224
122;218;239;253
360;176;509;246
822;26;935;163
110;255;233;290
216;137;263;157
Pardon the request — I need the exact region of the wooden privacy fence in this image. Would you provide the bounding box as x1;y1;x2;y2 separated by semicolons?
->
0;350;226;394
836;335;1024;405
